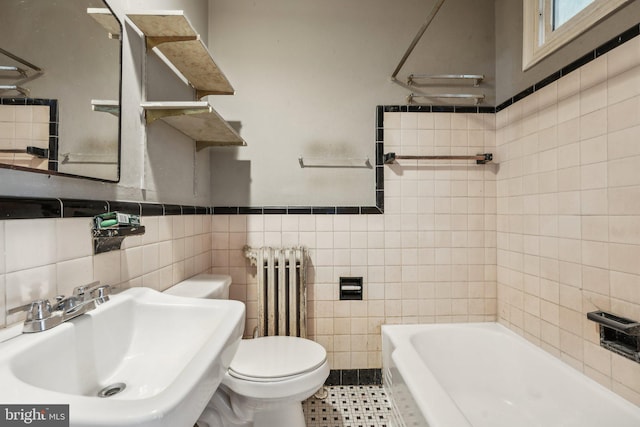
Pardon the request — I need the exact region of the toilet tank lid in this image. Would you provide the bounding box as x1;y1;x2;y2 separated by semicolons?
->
164;274;231;299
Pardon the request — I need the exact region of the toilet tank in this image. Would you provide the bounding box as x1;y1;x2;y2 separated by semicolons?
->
163;274;232;299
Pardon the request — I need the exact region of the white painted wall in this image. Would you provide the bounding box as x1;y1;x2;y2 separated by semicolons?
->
207;0;495;207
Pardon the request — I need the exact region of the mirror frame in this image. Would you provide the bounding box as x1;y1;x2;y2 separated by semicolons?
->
0;1;123;183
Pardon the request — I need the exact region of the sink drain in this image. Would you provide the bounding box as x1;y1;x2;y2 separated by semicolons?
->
97;382;126;398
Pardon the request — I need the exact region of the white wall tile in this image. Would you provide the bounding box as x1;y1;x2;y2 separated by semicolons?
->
5;219;56;273
607;36;640;77
141;216;159;245
158;240;173;268
608;125;640;160
120;247;143;281
608;66;640;105
5;264;56;324
497;44;640;402
609;156;640;187
384;112;401;129
608;96;640;132
142;243;160;275
184;216;195;237
56;256;94;296
56;217;93;262
93;250;121;287
581;55;607;90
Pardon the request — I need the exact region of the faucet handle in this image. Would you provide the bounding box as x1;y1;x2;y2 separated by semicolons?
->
26;300;53;321
72;281;101;302
90;284;111;305
8;300;53;321
20;300;61;333
8;299;51;318
72;286;89;300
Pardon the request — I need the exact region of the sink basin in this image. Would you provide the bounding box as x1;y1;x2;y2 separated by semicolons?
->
0;287;245;427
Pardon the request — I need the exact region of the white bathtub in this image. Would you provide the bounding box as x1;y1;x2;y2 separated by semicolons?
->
382;322;640;427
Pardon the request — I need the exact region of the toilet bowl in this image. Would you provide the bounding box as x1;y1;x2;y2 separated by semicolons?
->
164;274;329;427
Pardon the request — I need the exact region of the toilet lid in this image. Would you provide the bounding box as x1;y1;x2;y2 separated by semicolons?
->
229;336;326;381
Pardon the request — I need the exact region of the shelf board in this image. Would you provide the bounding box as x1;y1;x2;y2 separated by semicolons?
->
91;99;119;116
87;8;120;39
127;11;234;97
126;11;198;47
154;39;235;97
141;102;245;148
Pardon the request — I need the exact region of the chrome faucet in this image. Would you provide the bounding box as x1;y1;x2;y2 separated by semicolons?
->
7;299;61;333
8;282;112;333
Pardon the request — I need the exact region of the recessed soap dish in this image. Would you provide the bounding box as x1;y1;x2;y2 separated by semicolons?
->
587;311;640;363
92;212;145;255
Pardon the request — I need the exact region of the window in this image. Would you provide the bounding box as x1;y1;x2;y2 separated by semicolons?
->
522;0;632;70
554;0;594;29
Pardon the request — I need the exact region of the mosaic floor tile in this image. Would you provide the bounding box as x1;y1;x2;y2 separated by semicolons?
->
303;385;391;427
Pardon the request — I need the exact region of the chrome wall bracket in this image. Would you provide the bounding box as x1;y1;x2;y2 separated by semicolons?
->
93;226;145;255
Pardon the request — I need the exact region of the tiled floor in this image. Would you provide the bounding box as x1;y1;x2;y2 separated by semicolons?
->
303;385;391;427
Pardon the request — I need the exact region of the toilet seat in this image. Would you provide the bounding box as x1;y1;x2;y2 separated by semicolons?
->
228;336;326;382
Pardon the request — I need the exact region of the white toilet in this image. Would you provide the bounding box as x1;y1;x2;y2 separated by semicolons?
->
164;274;329;427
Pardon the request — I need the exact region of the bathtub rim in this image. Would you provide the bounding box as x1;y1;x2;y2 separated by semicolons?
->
382;321;640;427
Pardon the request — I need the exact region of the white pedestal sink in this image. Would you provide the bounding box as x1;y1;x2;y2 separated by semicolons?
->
0;287;245;427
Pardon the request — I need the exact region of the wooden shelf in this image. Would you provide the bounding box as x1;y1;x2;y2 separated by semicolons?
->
91;100;119;116
126;11;197;46
127;11;234;98
87;8;120;39
129;10;245;150
141;102;245;149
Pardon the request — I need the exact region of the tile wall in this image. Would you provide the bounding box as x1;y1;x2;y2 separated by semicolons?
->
3;33;639;407
495;35;640;404
0;104;50;170
210;110;498;370
0;215;213;327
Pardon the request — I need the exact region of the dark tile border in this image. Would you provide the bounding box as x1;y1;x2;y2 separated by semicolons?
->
163;205;182;215
61;199;109;218
324;369;382;386
0;197;61;219
140;203;164;217
205;101;495;216
0;198;211;220
1;24;637;221
0;198;388;220
496;22;640;111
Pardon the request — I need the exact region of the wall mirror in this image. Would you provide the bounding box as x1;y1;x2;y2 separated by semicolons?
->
0;0;121;182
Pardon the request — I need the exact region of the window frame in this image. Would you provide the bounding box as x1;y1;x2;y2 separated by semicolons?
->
522;0;632;70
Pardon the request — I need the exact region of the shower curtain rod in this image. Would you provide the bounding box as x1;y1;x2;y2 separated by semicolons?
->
390;0;446;80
